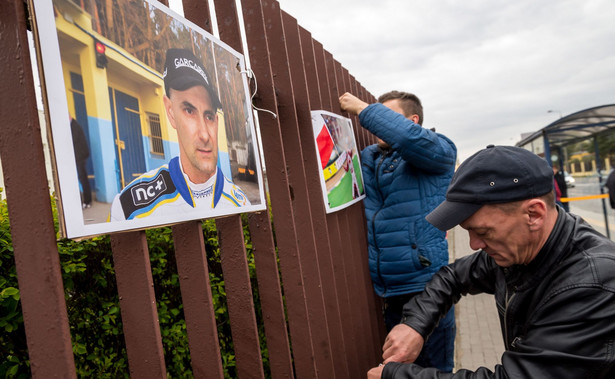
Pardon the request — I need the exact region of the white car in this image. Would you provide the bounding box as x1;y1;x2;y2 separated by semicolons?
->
564;172;575;188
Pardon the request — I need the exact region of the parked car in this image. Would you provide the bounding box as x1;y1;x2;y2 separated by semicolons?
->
564;172;575;188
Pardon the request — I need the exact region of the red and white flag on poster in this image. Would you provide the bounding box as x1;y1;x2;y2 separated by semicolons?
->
316;124;335;168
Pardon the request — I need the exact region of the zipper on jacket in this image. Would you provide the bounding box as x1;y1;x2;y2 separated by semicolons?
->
504;286;516;348
374;153;387;295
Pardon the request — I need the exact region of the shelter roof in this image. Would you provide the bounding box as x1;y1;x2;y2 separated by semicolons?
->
517;104;615;148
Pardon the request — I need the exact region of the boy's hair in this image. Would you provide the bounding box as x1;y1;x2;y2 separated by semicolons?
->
378;90;424;125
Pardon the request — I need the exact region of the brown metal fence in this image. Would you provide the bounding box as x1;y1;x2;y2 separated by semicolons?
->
0;0;385;377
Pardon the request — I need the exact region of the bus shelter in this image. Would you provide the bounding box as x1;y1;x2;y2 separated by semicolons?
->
516;104;615;237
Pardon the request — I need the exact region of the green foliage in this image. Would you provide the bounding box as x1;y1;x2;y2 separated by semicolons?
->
57;233;128;378
0;194;29;379
566;130;615;168
0;195;270;378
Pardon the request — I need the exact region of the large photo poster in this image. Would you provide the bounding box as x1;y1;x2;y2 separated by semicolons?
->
311;110;365;213
32;0;266;238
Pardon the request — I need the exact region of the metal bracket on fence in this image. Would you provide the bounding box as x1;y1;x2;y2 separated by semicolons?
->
239;68;278;119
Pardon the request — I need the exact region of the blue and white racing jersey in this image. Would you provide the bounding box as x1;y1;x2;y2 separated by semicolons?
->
109;156;250;221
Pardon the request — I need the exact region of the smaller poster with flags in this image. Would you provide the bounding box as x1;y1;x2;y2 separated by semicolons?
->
311;110;365;213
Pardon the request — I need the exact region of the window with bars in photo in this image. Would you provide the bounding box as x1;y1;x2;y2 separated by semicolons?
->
147;112;164;156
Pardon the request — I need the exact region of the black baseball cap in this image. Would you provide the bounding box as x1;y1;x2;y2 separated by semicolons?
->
426;145;554;231
163;48;221;109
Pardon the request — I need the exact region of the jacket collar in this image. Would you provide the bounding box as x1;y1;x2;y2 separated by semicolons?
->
506;206;572;290
169;156;224;208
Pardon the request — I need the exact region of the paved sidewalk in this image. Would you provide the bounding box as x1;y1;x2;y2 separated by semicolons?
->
449;226;505;372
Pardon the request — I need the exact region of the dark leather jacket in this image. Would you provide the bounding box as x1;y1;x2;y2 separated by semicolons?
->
384;208;615;378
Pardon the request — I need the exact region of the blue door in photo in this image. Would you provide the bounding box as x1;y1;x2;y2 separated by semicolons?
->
109;88;146;189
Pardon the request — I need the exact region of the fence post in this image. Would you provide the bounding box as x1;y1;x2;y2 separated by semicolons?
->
111;232;166;378
178;1;265;377
247;211;295;378
239;0;318;376
338;64;383;363
261;2;338;377
304;32;365;378
216;216;266;378
172;222;224;378
212;0;295;376
0;1;76;377
348;76;387;358
331;52;381;371
282;15;350;379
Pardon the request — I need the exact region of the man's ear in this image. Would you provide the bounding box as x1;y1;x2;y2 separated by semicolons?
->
163;95;176;130
525;198;547;230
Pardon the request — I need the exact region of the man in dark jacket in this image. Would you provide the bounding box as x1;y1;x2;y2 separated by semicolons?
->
368;145;615;378
553;163;569;211
71;116;92;208
606;167;615;209
339;91;457;371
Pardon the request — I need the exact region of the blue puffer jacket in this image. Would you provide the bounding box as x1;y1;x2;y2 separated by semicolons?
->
359;103;456;297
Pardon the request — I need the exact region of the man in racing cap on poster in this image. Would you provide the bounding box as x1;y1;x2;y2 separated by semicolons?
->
110;48;250;221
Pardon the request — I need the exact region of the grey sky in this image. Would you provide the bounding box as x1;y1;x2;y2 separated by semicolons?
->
170;0;615;162
278;0;615;162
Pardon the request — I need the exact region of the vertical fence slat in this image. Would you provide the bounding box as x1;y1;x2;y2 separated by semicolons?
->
212;0;243;51
262;2;338;377
111;232;166;378
173;1;225;377
321;50;336;111
356;83;369;149
359;84;377;146
317;46;364;377
161;0;228;373
339;65;382;365
363;88;376;146
354;202;387;359
180;0;212;34
179;0;265;376
206;1;268;376
239;0;318;377
298;28;322;108
348;75;365;150
247;211;295;378
283;13;349;379
339;69;361;151
339;53;384;370
211;1;295;376
331;212;365;374
338;212;373;366
216;216;265;378
330;55;381;370
349;76;387;357
323;43;366;379
300;26;363;379
172;222;224;379
328;59;377;372
355;80;387;352
0;1;76;377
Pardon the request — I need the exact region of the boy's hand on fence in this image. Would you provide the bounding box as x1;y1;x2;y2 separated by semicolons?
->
339;92;368;116
382;323;424;364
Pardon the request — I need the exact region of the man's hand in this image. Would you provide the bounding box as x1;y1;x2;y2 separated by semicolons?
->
367;364;384;379
339;92;369;116
382;323;424;364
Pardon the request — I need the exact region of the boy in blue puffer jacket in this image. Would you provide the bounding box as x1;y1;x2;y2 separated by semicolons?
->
339;91;457;372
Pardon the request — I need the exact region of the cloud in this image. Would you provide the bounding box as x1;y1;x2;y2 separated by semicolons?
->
278;0;615;161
